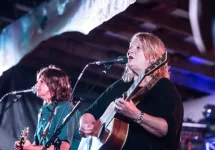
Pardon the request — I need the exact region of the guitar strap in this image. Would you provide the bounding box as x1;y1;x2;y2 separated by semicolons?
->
130;74;160;105
41;100;58;140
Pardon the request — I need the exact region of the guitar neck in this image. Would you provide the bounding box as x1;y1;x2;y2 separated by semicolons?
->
124;52;167;101
19;127;29;146
124;72;145;101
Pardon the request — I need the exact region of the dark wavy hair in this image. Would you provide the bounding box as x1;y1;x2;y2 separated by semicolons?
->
36;65;72;101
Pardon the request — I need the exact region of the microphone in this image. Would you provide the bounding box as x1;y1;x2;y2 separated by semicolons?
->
11;86;37;95
89;56;128;65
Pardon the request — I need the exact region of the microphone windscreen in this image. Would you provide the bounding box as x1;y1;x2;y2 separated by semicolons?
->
118;56;128;64
32;86;38;94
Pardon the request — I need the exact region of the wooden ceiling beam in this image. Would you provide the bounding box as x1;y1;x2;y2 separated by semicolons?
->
30;45;123;80
123;3;191;35
39;36;126;70
150;3;175;14
20;55;112;89
152;0;189;11
100;15;215;63
60;31;129;55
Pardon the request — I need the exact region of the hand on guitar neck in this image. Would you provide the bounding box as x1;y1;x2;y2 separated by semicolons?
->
14;140;32;150
14;127;32;150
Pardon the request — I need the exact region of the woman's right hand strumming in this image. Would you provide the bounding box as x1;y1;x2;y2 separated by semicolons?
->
79;113;96;138
79;123;94;137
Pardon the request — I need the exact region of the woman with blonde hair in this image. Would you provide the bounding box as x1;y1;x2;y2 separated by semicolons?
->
79;32;184;150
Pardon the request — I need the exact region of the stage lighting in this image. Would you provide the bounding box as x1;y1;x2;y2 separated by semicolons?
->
203;104;215;120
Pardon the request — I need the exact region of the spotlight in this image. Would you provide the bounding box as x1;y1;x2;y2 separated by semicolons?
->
203;104;215;121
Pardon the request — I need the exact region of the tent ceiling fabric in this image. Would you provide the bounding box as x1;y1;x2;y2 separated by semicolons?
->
0;0;135;75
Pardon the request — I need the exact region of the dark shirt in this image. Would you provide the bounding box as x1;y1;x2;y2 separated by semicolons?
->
34;101;81;150
85;78;184;150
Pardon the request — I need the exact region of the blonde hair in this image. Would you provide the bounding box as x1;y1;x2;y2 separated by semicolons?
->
122;32;169;82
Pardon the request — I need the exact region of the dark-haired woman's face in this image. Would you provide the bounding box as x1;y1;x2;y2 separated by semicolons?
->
35;76;52;102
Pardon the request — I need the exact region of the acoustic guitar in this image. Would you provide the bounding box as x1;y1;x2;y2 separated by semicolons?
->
78;52;168;150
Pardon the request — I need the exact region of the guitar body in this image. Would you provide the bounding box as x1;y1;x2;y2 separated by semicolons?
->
99;118;129;150
78;102;129;150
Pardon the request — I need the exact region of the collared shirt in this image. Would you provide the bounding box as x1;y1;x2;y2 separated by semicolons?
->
34;101;80;150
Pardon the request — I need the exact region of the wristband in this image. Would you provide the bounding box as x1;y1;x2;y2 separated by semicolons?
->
135;112;144;124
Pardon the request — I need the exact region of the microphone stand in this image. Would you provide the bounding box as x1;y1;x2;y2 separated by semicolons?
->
0;87;36;125
0;94;22;124
43;63;112;150
0;92;13;103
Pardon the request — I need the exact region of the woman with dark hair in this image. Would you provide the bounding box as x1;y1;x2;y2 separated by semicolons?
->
15;65;80;150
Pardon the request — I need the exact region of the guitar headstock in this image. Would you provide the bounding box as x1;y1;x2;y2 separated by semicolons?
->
19;127;29;145
145;52;168;76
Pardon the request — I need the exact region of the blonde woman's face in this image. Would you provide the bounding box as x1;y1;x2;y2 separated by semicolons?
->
127;38;149;74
